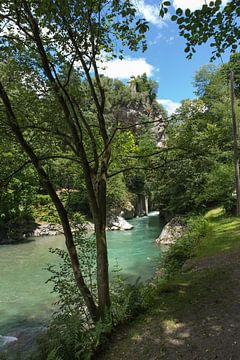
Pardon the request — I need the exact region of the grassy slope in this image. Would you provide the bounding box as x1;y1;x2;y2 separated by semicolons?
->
100;208;240;360
197;207;240;257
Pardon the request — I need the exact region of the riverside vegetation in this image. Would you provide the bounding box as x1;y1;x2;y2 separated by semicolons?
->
99;208;240;360
0;0;240;359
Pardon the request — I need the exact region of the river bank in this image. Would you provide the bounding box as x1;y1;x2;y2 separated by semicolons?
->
98;208;240;360
0;216;135;245
0;212;162;358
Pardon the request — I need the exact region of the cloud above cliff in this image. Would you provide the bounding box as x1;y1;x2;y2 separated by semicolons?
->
157;99;181;115
99;57;154;79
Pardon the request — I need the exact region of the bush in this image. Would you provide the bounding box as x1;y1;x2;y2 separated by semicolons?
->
162;216;211;277
110;270;149;325
31;195;60;223
31;225;148;360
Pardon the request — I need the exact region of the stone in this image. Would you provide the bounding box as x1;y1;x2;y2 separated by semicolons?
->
156;217;186;245
108;216;133;231
121;201;135;220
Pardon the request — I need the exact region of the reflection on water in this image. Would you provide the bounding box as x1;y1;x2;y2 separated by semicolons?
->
0;212;163;337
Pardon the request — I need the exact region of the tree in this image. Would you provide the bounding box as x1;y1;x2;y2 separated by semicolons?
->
193;64;219;97
160;0;240;215
160;0;240;61
154;95;235;218
0;0;149;321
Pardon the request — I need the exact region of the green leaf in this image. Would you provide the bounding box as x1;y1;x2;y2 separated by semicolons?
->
176;8;183;16
160;8;165;18
177;17;185;24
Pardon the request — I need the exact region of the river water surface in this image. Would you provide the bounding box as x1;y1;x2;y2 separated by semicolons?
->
0;212;163;347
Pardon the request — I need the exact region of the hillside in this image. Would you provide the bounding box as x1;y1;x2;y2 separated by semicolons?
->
99;208;240;360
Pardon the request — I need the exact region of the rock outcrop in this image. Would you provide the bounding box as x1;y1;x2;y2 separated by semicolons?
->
108;216;133;231
114;98;165;147
120;201;135;220
0;220;95;244
33;221;95;237
156;217;186;245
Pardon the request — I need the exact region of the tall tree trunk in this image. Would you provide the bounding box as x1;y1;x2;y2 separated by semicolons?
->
95;222;111;317
230;70;240;216
94;175;111;318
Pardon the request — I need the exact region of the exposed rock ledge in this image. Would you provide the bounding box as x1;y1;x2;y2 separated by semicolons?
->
0;215;134;244
108;216;133;231
33;221;95;237
34;217;133;236
155;217;186;245
0;221;95;244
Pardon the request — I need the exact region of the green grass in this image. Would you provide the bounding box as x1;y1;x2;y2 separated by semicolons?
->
149;206;240;322
196;207;240;258
152;207;240;315
100;208;240;360
151;267;231;317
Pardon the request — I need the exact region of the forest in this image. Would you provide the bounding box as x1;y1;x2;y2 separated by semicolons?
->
0;0;240;359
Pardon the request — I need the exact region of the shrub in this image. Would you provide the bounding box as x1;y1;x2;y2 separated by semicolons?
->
162;216;211;277
31;224;147;359
31;195;60;223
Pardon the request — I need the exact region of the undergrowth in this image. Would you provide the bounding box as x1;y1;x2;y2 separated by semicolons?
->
162;215;212;277
28;221;150;360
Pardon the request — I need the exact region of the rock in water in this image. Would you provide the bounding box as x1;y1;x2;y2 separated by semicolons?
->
108;216;133;231
0;335;18;347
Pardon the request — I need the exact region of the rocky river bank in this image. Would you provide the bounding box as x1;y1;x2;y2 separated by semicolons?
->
155;217;186;245
0;216;134;244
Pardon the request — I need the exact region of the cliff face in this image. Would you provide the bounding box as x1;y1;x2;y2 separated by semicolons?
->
109;91;166;218
113;96;166;147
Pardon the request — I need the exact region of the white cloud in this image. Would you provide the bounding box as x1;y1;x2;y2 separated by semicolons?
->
173;0;227;11
157;99;181;115
99;57;154;79
134;0;168;28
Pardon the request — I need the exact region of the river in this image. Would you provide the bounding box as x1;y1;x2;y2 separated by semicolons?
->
0;212;163;350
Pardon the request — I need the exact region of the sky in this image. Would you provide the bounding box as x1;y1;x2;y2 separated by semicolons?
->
100;0;230;115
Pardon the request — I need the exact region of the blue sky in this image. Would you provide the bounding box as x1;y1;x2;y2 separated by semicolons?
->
100;0;230;114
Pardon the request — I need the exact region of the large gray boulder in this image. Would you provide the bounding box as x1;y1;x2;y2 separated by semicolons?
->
156;217;186;245
108;216;133;231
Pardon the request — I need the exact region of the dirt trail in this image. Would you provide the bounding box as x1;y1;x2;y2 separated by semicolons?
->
98;250;240;360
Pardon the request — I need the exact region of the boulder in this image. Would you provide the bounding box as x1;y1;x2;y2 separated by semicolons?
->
108;216;133;231
0;335;18;347
156;217;186;245
33;223;63;237
121;201;135;220
82;221;94;232
33;221;95;237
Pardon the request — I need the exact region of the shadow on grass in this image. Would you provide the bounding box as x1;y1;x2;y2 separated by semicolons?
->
98;266;240;360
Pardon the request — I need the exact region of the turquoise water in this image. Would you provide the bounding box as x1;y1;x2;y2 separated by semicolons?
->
0;212;162;338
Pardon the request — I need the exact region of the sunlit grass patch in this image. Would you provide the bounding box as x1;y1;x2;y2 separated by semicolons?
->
196;211;240;258
205;207;226;219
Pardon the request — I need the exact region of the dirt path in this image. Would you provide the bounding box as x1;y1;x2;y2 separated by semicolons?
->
98;250;240;360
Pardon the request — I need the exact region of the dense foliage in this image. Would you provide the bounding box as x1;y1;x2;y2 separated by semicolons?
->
152;61;238;218
0;74;164;234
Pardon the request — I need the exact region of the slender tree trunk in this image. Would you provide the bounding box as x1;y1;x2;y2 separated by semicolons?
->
230;70;240;216
94;175;111;318
95;222;111;317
